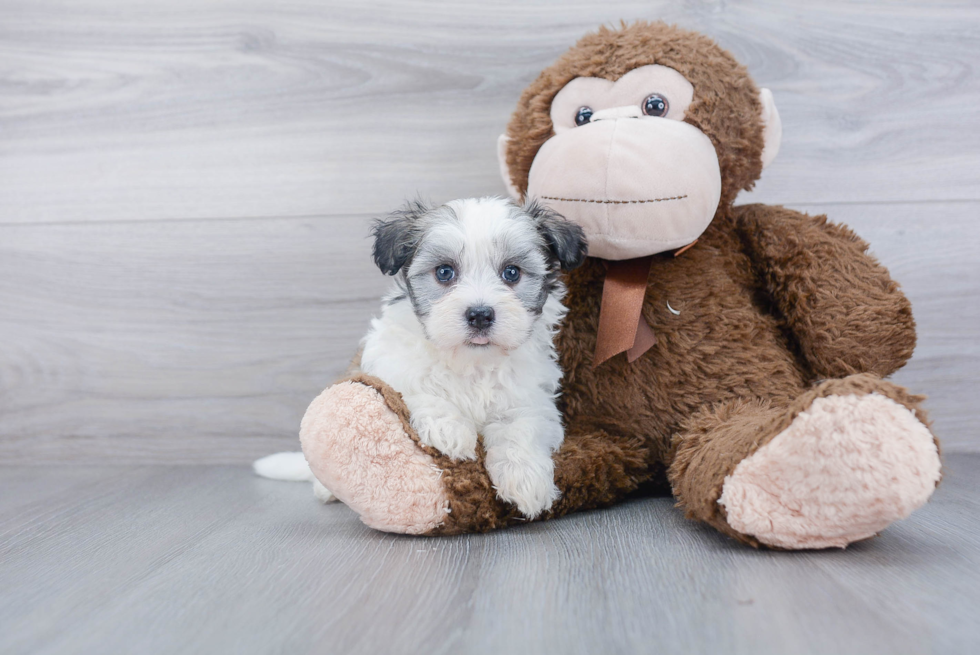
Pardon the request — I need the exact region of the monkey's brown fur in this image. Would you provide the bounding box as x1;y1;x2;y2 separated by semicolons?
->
322;22;936;543
505;22;766;208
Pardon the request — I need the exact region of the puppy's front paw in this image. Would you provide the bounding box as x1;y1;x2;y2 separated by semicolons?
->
486;455;560;519
412;415;478;460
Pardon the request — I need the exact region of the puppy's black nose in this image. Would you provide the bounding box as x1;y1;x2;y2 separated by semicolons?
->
466;306;495;330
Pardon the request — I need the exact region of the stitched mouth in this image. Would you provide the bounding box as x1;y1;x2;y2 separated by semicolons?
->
541;194;687;205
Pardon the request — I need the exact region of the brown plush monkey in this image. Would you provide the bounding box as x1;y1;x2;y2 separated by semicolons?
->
300;22;941;548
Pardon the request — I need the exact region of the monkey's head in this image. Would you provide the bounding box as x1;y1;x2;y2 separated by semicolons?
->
498;22;781;260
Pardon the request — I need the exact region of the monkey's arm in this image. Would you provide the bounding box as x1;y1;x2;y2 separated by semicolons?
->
732;203;916;379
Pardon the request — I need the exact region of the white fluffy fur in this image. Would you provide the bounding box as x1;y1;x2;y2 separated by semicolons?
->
359;198;568;518
252;451;337;503
253;451;313;481
253;198;572;518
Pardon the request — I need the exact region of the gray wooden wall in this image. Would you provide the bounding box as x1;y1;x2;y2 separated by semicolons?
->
2;0;978;463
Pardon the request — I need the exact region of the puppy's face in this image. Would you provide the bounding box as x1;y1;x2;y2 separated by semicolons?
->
373;197;587;351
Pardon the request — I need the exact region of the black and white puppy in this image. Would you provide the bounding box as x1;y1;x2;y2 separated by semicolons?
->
362;196;586;518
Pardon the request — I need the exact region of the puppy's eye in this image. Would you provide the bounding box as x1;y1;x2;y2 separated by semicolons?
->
435;264;455;283
642;93;669;117
574;106;593;126
501;265;521;284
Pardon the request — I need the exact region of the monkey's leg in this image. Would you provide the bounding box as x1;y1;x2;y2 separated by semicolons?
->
668;373;942;549
300;375;449;535
300;374;655;535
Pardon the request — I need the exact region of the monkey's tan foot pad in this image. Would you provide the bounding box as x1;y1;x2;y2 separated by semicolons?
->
718;393;941;549
300;381;449;534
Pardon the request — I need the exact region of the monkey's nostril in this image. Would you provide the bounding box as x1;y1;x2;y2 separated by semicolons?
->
465;306;495;330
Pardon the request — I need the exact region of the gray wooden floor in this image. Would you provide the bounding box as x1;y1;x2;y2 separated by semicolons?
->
2;455;979;655
2;1;980;653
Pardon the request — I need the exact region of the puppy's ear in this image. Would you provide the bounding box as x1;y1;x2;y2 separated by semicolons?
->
524;199;588;272
372;199;430;275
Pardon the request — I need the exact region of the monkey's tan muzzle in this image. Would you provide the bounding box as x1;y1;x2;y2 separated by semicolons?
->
526;116;722;260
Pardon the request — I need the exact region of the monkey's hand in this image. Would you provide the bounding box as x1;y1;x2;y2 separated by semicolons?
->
734;203;916;379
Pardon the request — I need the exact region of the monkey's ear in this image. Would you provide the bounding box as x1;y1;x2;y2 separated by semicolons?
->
759;88;782;169
497;134;522;201
525;199;588;272
371;199;429;275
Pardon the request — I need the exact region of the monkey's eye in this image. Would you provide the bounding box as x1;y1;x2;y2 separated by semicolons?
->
574;106;593;126
435;264;456;283
501;265;521;284
642;93;669;117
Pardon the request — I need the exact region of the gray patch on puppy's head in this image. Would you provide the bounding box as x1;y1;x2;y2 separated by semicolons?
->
400;203;462;320
371;198;433;276
523;198;588;273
